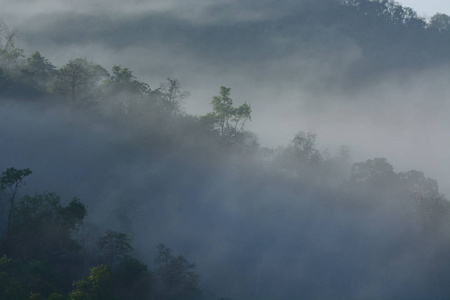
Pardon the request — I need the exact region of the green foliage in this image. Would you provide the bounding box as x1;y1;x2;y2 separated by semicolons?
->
105;65;150;96
0;255;60;300
46;293;65;300
98;230;133;265
22;51;56;89
202;86;251;143
69;265;117;300
102;65;155;117
0;256;28;300
210;86;235;137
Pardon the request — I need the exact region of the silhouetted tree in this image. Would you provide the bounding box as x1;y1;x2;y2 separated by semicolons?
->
153;244;202;300
8;192;87;265
0;23;24;72
51;58;108;103
273;131;324;183
114;256;151;300
349;157;396;186
429;13;450;32
98;230;133;266
156;77;190;116
0;167;32;235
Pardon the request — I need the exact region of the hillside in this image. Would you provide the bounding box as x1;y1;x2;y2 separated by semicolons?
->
2;1;450;299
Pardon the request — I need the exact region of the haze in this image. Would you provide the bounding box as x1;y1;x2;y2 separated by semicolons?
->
5;0;447;191
2;1;450;299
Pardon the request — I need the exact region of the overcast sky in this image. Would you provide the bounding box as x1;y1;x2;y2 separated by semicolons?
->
398;0;450;17
1;0;449;17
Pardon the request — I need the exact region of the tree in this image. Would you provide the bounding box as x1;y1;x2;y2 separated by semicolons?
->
0;167;32;235
8;193;87;264
201;86;251;142
291;131;322;164
399;170;439;198
156;78;190;116
349;157;396;186
0;23;24;72
104;65;150;97
98;230;133;266
102;65;152;116
153;244;201;300
51;58;108;103
273;131;323;182
429;13;450;32
343;158;400;202
0;255;28;300
114;257;151;300
0;255;59;300
23;51;56;89
69;265;117;300
412;192;449;233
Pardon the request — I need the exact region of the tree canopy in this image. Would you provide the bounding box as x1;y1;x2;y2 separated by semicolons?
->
201;86;251;144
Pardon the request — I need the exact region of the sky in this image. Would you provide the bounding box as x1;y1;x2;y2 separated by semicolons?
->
398;0;450;17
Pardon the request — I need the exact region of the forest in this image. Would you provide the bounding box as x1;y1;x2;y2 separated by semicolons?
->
2;0;450;299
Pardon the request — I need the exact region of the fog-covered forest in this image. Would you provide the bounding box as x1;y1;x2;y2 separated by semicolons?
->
2;0;450;299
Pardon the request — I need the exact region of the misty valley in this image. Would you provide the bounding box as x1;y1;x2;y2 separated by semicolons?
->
2;0;450;299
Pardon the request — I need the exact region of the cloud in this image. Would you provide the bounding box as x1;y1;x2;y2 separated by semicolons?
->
2;0;450;198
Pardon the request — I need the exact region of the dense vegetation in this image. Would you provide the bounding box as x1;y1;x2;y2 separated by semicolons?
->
2;0;450;299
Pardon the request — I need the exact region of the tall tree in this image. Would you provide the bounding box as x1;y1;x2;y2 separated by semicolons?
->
429;13;450;32
8;192;87;264
102;65;152;115
114;257;151;300
202;86;251;142
153;244;201;300
23;51;56;89
156;77;190;116
98;230;133;266
51;58;108;103
0;23;24;73
273;131;323;183
0;167;32;235
103;65;150;97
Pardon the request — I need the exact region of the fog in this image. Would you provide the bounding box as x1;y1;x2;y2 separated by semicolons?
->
1;100;443;300
2;0;450;299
